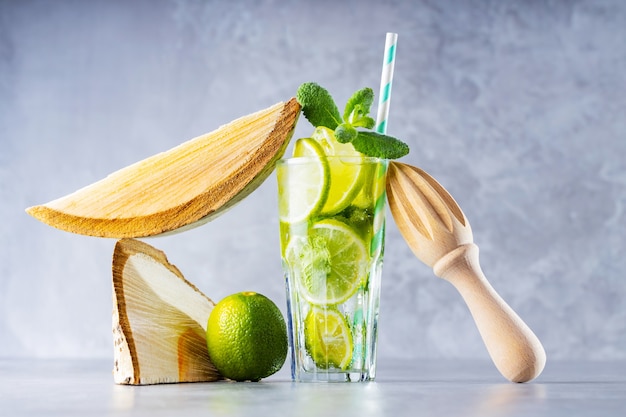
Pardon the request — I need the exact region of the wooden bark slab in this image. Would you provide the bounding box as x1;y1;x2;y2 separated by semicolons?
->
27;98;300;237
112;238;221;385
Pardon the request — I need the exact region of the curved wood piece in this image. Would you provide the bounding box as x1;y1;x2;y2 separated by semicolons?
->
27;98;300;238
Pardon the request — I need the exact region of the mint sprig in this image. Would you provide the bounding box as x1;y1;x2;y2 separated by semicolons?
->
295;82;409;159
352;131;409;160
295;82;342;130
343;88;375;129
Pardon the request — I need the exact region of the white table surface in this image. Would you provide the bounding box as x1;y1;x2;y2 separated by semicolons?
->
1;358;624;417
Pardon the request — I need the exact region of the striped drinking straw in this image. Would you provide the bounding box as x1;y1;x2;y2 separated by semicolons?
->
371;32;398;258
375;32;398;136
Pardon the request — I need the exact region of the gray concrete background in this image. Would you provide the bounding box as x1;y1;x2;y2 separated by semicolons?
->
1;0;624;361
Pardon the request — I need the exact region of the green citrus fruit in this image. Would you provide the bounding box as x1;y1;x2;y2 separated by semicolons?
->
205;292;288;381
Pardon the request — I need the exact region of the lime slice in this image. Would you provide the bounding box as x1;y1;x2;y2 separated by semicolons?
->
304;306;353;370
285;219;367;305
322;157;366;215
277;138;329;223
309;127;367;215
292;136;327;158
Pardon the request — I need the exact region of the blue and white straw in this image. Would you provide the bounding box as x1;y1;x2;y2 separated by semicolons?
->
370;33;398;258
375;33;398;135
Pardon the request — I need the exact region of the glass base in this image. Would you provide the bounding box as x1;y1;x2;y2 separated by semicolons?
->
292;368;376;383
284;258;383;383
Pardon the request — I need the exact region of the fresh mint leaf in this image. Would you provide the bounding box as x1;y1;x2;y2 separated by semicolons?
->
296;83;342;129
352;131;410;159
334;124;357;144
352;113;375;129
343;87;374;123
343;88;374;124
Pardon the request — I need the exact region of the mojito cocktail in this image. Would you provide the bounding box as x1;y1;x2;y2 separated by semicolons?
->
277;127;388;382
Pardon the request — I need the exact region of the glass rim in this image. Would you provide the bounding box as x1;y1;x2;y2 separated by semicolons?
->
277;156;388;166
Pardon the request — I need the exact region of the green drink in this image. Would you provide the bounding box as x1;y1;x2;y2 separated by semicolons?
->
277;130;387;382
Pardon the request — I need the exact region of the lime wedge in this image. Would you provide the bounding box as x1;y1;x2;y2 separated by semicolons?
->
304;306;353;370
322;157;366;215
309;127;367;215
277;138;329;224
286;219;367;305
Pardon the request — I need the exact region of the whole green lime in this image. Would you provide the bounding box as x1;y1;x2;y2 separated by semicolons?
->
206;292;288;381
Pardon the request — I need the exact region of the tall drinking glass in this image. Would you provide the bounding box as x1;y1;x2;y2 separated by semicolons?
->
277;156;387;382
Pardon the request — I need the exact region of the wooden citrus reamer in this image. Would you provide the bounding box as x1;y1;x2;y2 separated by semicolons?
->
386;162;546;383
